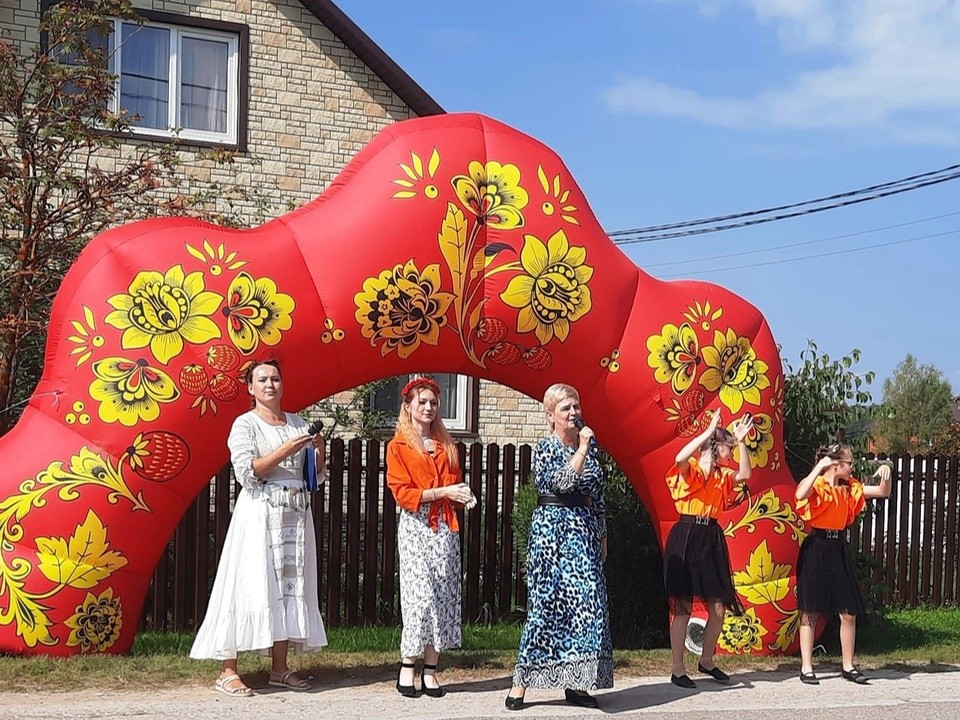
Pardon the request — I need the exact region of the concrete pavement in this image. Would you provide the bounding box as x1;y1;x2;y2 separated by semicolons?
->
1;664;958;719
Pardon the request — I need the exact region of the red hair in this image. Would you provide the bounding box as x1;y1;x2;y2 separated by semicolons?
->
395;376;459;469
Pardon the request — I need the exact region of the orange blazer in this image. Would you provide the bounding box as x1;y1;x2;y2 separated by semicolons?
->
386;434;462;532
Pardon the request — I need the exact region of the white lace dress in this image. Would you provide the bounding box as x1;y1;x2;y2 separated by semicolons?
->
190;411;327;660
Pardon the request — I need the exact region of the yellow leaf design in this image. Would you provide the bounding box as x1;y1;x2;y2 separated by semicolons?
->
185;243;207;262
732;539;791;606
427;148;441;177
438;202;468;293
35;510;128;589
10;589;57;648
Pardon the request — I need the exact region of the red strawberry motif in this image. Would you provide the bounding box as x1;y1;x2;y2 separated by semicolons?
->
522;346;552;371
680;388;705;413
675;414;701;438
476;317;508;344
487;341;522;365
208;373;240;402
179;364;209;395
207;344;240;372
125;431;189;482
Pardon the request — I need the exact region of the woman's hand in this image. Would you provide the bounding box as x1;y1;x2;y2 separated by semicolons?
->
873;463;892;483
732;414;754;442
280;433;314;459
707;409;722;433
438;483;475;506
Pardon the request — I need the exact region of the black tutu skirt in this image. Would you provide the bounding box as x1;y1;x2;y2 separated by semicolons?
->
796;530;865;616
663;516;743;614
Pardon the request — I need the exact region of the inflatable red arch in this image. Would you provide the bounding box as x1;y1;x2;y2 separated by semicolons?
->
0;113;809;657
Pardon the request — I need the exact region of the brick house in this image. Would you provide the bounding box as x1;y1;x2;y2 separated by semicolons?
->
1;0;543;445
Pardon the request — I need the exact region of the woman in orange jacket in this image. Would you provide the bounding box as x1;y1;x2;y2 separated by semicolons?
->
386;376;476;699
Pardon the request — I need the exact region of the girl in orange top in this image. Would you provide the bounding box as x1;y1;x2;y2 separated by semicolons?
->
386;376;476;698
794;443;892;686
663;409;753;689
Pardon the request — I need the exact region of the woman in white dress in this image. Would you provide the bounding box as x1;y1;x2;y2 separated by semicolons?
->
190;359;327;697
386;376;476;698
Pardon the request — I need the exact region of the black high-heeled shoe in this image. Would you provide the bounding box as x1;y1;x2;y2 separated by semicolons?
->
421;662;446;697
564;689;599;708
396;661;418;697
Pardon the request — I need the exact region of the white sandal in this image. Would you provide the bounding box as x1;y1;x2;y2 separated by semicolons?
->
214;673;253;697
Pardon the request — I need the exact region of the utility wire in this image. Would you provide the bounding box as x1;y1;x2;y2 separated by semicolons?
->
643;210;960;269
657;228;958;279
607;164;960;244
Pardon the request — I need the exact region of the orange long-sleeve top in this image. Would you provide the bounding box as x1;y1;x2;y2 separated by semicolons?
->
665;457;747;519
386;434;462;532
796;476;866;531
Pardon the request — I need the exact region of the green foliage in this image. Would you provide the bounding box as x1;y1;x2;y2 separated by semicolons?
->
510;477;537;571
782;341;875;478
599;452;668;649
871;354;955;454
306;380;392;440
0;2;297;431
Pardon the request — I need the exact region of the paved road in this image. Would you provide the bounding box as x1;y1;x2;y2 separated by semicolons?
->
1;665;958;719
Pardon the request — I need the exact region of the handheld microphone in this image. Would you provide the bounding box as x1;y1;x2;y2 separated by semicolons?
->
573;417;596;449
307;420;324;435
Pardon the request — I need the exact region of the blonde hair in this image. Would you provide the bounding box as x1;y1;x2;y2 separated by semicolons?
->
543;383;579;430
395;380;460;470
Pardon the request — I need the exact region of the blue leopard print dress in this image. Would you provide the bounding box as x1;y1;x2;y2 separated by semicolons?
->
512;436;613;690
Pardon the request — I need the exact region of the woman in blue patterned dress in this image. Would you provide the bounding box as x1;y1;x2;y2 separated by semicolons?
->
505;383;612;711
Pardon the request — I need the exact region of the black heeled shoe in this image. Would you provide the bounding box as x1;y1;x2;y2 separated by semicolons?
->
564;689;599;708
421;662;446;698
504;693;525;710
396;661;418;697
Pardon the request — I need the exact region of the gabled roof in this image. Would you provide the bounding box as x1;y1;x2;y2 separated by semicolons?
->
300;0;444;117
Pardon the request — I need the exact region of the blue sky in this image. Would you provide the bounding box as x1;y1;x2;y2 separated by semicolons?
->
337;0;960;396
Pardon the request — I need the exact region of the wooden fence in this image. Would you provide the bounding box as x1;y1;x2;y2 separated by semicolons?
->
140;439;533;631
139;446;960;632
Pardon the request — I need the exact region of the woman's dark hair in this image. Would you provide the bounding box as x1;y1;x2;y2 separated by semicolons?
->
815;442;851;462
815;442;853;484
243;358;281;385
700;427;735;457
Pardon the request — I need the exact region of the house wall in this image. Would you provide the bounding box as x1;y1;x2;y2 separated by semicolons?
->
1;0;416;215
1;1;544;444
477;380;544;446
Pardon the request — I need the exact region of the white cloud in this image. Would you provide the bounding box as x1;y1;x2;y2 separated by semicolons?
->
609;1;960;142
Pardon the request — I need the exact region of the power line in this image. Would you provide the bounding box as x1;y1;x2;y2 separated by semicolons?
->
607;164;960;244
657;228;959;279
643;210;960;269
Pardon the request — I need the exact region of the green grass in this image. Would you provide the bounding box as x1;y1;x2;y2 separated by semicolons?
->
0;607;956;692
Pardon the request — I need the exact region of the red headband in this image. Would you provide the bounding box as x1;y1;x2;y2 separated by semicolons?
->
402;376;441;398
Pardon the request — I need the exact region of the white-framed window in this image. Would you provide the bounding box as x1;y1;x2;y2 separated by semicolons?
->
372;374;476;433
102;18;241;145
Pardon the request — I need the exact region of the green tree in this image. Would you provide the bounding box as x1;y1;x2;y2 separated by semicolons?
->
872;354;954;454
782;341;875;479
0;1;284;432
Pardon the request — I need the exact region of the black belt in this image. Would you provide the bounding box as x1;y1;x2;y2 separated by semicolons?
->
678;514;717;526
812;528;842;539
537;493;592;507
